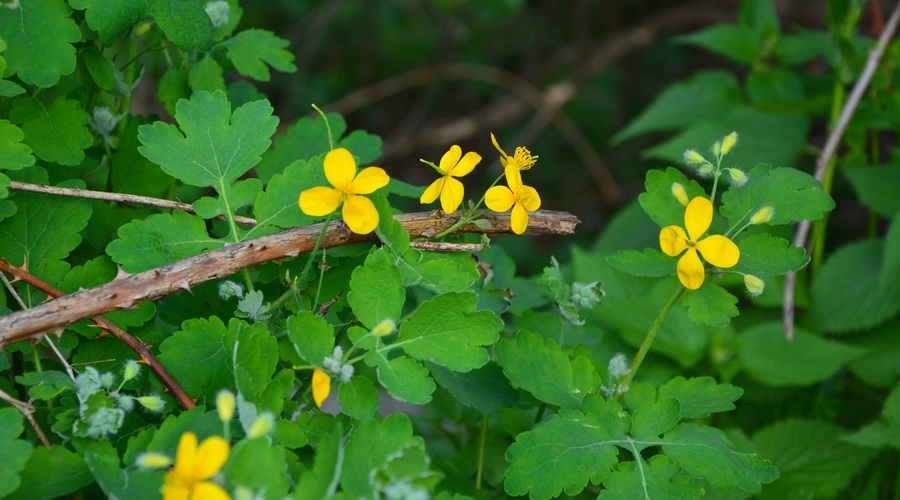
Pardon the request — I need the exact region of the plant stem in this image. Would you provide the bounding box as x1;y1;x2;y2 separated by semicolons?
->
614;286;685;400
476;413;488;491
298;213;335;287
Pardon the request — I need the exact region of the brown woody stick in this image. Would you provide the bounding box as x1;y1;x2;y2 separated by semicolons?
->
0;210;579;345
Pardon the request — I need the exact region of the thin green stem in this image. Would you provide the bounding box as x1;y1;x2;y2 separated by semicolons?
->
311;250;328;312
432;172;505;239
311;104;334;150
475;413;488;491
299;214;335;287
614;286;685;400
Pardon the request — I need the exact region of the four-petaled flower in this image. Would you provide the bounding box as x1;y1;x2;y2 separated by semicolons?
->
299;148;390;234
659;196;740;290
491;132;537;185
485;167;541;235
162;432;230;500
420;145;481;213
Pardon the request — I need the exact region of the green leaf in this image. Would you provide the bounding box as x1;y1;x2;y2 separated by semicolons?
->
0;408;32;497
504;395;630;499
227;439;290;499
340;414;426;498
631;398;681;439
338;376;379;419
663;423;779;493
111;116;172;198
106;211;224;273
193;178;261;219
157;316;237;398
373;193;410;255
846;317;900;387
495;330;596;410
429;362;519;415
150;0;213;51
775;30;835;65
157;67;190;116
248;156;327;238
398;249;480;293
82;47;116;91
140;406;222;457
0;120;34;170
69;0;150;46
600;456;703;500
754;419;876;498
287;310;336;367
738;322;865;386
0;0;80;87
9;97;92;166
658;376;744;419
188;55;226;93
608;248;676;277
682;283;738;328
15;370;74;400
677;25;760;65
721;163;835;227
82;444;163;500
223;29;297;81
232;319;287;414
733;232;809;275
59;256;156;331
138;90;278;188
348;247;405;330
7;445;92;500
293;427;343;499
366;350;435;405
638;167;707;229
844;165;900;217
396;291;501;372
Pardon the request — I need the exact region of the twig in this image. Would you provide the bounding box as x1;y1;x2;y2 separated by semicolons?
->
0;210;579;343
0;387;52;448
0;264;196;410
7;181;258;227
783;1;900;341
409;241;483;252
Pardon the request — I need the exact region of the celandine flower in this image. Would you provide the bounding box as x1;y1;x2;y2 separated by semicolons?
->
420;145;481;213
491;133;537;184
312;368;331;408
659;196;740;290
299;148;390;234
485;168;541;235
162;432;230;500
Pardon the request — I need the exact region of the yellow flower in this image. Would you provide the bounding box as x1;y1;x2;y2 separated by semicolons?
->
312;368;331;408
491;132;537;184
162;432;230;500
485;167;541;235
420;145;481;213
298;148;390;234
659;196;740;290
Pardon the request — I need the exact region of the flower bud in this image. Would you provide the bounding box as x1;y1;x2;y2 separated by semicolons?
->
372;319;396;337
248;412;275;439
312;368;331;408
713;141;722;157
749;206;774;225
204;0;230;28
136;453;172;469
216;390;236;423
122;360;141;382
727;168;747;187
721;132;738;154
136;396;165;413
683;149;705;165
697;163;714;178
671;182;690;207
744;274;765;297
607;353;631;378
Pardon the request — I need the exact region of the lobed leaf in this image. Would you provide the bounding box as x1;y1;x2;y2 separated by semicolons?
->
366;350;435;405
429;362;519;415
9;97;92;166
599;456;703;500
348;247;406;330
844;165;900;217
7;445;92;500
338;376;379;419
156;317;237;399
287;310;336;367
682;283;738;328
638;167;707;229
340;414;427;498
608;248;677;277
69;0;149;46
248;156;327;238
0;0;80;87
658;376;744;419
227;439;290;499
398;249;479;293
106;210;224;273
0;409;32;498
721;163;835;228
150;0;213;51
0;120;34;171
223;29;297;81
733;232;809;276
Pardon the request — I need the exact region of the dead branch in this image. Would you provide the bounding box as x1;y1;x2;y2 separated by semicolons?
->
0;210;579;344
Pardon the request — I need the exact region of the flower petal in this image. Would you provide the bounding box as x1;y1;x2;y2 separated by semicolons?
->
511;202;529;234
191;482;230;500
676;248;706;290
193;436;229;481
439;145;462;174
485;185;515;212
342;194;380;234
659;226;689;257
440;177;465;213
173;432;198;476
299;186;342;216
684;196;713;242
420;177;444;205
504;164;523;190
351;166;390;195
491;132;509;163
323;148;357;189
696;234;740;268
312;368;331;408
161;478;190;500
518;185;541;211
450;151;481;177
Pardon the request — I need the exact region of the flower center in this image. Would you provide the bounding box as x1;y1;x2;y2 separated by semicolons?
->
512;147;537;170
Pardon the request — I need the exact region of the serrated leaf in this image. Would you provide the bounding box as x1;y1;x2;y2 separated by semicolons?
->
844;165;900;217
106;210;224;273
754;419;875;498
340;414;426;498
638;167;708;229
396;291;501;372
0;120;34;170
608;248;676;277
495;330;597;409
373;193;410;255
600;456;703;500
631;398;681;439
504;395;630;499
150;0;213;51
227;439;290;499
398;249;479;293
663;423;779;493
81;440;162;500
429;362;519;415
223;29;296;81
287;310;335;367
293;427;342;499
141;406;222;456
157;317;237;399
14;371;74;400
193;178;261;219
677;25;760;64
682;283;738;328
248;156;327;238
0;0;80;87
733;232;809;275
7;445;91;500
138;90;278;188
157;67;190;116
0;408;32;497
338;376;379;419
738;322;865;386
658;376;743;419
367;350;435;405
232;319;285;413
721;163;835;227
69;0;149;46
188;55;226;93
348;247;405;329
111;116;172;198
9;97;92;165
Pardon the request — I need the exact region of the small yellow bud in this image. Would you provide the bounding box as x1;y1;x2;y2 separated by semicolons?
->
749;206;775;225
216;390;236;423
713;141;722;157
727;168;748;187
670;183;690;207
683;149;705;165
721;132;738;154
136;453;172;469
136;396;165;412
744;274;765;297
122;360;141;382
312;368;331;408
248;413;275;439
697;163;714;178
371;319;396;337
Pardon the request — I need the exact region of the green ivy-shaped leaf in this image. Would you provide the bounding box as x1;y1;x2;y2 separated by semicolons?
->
0;120;35;171
106;211;224;273
599;456;703;500
338;376;379;419
14;370;75;401
287;310;336;367
733;232;809;275
188;55;226;93
398;249;480;293
721;163;835;227
682;282;738;328
0;0;80;87
365;350;435;405
348;247;406;330
638;167;707;229
223;29;297;81
156;317;237;398
9;97;92;166
0;408;33;497
658;376;743;419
